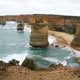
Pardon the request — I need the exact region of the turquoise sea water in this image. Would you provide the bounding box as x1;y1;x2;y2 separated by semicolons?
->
0;21;80;67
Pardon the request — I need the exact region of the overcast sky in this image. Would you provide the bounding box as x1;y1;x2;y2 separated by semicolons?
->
0;0;80;16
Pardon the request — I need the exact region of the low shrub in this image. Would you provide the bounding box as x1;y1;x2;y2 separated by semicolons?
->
9;59;19;66
21;58;37;70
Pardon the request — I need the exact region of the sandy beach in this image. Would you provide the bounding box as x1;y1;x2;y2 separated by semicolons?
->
48;30;74;46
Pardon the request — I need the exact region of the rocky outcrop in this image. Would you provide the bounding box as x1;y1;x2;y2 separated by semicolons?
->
0;16;5;25
17;23;24;31
71;23;80;50
30;19;49;47
21;58;37;70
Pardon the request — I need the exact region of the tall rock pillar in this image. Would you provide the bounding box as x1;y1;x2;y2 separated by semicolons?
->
30;19;49;47
0;16;5;25
71;23;80;50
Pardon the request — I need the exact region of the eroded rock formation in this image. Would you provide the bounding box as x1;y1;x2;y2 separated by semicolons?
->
71;23;80;50
17;23;24;31
30;19;49;47
0;16;5;25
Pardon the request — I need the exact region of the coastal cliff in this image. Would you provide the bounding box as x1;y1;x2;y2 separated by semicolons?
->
71;23;80;50
0;16;5;25
0;14;79;34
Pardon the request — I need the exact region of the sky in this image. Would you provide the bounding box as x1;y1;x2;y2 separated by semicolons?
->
0;0;80;16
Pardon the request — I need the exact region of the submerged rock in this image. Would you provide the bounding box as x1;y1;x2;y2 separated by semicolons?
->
30;19;49;47
55;45;60;48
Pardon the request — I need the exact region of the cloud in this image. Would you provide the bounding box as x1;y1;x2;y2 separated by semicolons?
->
0;0;80;16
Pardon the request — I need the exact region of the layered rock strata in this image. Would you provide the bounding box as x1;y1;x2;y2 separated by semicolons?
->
71;23;80;50
30;19;49;47
0;16;5;25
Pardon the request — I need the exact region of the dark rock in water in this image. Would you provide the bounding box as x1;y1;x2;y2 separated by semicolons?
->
51;44;54;46
0;22;6;25
0;61;8;71
17;23;24;31
21;58;37;70
8;59;19;66
55;45;60;48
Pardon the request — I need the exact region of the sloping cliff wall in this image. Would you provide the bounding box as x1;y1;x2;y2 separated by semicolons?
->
71;23;80;50
0;14;80;34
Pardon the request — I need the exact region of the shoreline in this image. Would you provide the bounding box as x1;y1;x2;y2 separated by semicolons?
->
0;26;80;80
48;30;74;46
48;30;80;52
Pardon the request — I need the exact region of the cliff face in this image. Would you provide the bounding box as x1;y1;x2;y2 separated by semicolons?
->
30;19;49;47
26;15;78;34
1;14;80;34
71;23;80;50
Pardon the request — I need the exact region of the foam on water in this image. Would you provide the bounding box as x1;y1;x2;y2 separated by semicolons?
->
0;52;28;65
60;60;67;66
24;26;31;32
48;35;56;44
62;46;80;58
2;21;17;29
42;57;67;66
43;57;59;63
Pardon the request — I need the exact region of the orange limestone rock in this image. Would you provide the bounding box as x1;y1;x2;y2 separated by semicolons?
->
30;19;49;47
71;23;80;50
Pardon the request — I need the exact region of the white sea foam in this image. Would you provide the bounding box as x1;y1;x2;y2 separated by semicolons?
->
60;60;67;66
6;21;17;24
1;52;28;65
24;26;31;32
48;35;56;44
62;46;80;58
43;57;67;66
43;57;59;63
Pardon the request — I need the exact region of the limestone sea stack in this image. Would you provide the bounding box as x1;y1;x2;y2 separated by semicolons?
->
17;23;24;31
71;23;80;50
0;16;6;25
30;19;49;47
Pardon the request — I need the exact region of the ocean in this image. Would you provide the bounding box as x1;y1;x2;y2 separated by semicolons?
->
0;21;80;67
